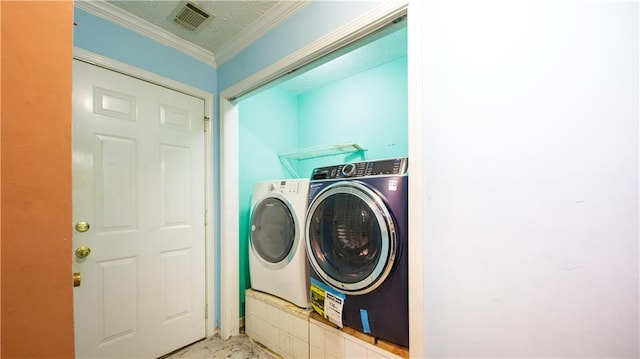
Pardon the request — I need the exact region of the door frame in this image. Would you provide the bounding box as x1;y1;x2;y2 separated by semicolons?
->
219;2;425;357
72;47;217;338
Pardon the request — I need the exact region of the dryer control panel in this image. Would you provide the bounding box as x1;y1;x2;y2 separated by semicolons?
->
268;180;305;195
310;157;408;180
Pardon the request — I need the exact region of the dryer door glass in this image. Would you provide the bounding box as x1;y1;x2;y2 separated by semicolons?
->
306;183;396;294
250;198;295;263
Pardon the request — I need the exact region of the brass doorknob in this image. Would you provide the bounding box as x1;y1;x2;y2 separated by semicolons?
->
75;246;91;258
75;221;90;233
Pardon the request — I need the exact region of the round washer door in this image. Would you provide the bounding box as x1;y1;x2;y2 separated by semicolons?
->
250;196;298;269
305;181;397;295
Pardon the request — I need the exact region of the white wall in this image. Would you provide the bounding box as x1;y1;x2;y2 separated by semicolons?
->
419;0;639;357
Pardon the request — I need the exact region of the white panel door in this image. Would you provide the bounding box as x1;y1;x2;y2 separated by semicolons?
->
72;59;205;358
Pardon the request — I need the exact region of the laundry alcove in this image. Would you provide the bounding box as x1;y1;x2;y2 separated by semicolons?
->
234;18;408;325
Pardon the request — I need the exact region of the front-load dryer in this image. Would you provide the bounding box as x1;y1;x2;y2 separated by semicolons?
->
249;178;310;308
305;158;408;347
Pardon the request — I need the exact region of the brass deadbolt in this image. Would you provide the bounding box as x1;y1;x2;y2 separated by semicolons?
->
73;273;81;287
75;221;90;233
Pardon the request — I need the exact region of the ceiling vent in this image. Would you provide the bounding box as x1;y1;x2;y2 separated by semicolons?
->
172;1;212;31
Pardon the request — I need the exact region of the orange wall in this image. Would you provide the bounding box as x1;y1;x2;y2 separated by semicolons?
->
1;1;75;357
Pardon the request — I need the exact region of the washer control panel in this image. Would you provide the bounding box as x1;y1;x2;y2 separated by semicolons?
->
311;158;408;180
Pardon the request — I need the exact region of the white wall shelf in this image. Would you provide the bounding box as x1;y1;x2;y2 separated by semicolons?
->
278;142;367;178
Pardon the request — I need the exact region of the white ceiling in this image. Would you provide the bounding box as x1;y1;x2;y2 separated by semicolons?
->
109;1;278;53
77;0;310;66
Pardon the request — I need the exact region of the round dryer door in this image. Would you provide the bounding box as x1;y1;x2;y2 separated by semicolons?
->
305;181;397;295
250;197;297;268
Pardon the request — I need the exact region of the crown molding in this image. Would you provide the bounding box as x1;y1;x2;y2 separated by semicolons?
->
214;0;311;66
74;0;217;67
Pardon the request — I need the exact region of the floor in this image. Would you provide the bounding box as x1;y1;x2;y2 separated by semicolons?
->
162;333;278;359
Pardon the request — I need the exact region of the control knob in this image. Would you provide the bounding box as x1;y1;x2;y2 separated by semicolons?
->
342;163;356;177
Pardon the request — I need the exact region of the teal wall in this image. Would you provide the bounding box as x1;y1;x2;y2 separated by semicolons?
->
238;54;407;315
296;56;408;177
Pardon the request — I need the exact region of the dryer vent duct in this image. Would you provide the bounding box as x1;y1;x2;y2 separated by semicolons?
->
173;2;212;31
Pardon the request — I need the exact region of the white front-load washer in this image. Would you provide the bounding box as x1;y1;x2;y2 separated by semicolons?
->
249;178;310;308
